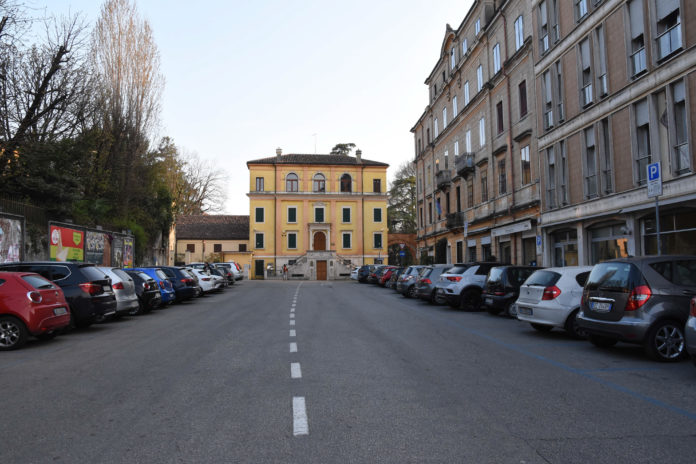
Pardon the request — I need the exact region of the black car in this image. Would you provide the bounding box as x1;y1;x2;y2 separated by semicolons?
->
357;265;374;283
154;266;199;302
482;265;540;317
213;263;236;285
578;255;696;362
124;269;162;313
0;261;117;328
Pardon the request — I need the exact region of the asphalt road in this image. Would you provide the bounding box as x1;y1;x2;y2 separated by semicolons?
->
2;280;696;463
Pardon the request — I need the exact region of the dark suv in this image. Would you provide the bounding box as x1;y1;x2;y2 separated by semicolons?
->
578;255;696;362
0;262;117;328
482;265;540;317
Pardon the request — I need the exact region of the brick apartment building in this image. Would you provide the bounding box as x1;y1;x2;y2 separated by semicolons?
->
534;0;696;266
412;0;541;265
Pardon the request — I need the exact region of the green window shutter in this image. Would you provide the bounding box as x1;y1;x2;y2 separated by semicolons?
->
288;208;297;223
255;208;264;222
374;208;382;222
374;234;382;249
255;234;264;248
288;234;297;249
343;208;350;222
315;208;324;222
343;234;351;249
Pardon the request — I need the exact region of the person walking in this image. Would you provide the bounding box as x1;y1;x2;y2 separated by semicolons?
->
283;264;288;280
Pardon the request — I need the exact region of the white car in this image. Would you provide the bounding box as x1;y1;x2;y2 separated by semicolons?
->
350;267;359;280
515;266;594;338
187;268;224;293
441;262;499;310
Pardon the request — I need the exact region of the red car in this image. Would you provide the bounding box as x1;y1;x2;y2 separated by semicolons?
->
0;271;71;350
378;266;399;286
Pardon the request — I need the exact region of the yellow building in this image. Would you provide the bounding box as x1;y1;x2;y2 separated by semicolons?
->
247;149;389;280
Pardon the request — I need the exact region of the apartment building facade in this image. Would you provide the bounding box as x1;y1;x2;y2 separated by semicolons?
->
534;0;696;266
247;150;388;280
412;0;541;266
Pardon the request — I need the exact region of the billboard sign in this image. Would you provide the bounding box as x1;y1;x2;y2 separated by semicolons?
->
0;217;22;263
50;225;84;262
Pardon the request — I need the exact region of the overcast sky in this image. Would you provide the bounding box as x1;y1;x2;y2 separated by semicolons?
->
43;0;474;214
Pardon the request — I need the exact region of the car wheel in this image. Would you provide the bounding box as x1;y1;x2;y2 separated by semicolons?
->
0;316;28;351
644;320;686;362
129;302;143;316
530;323;553;333
460;289;481;311
406;285;415;298
506;303;518;318
432;290;444;305
588;334;618;348
564;309;586;339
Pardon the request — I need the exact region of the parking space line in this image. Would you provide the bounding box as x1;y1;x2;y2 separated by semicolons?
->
290;342;297;353
293;397;309;436
291;362;302;379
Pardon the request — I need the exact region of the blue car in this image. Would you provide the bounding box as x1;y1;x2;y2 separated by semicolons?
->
133;267;176;305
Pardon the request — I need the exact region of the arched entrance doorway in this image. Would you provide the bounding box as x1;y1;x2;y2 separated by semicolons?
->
313;231;326;250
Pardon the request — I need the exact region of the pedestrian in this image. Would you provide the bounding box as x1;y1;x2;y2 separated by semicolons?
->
283;264;288;280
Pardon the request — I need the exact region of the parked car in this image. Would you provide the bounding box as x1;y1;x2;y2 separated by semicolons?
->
415;264;452;303
578;255;696;362
367;265;387;284
221;261;243;281
97;267;140;319
208;267;228;288
378;266;399;286
441;262;499;310
350;267;359;280
133;267;176;305
180;268;203;297
433;264;473;304
386;267;405;289
0;271;71;350
396;265;426;297
516;266;593;338
686;296;696;366
482;265;540;317
188;268;224;293
358;265;374;283
123;269;162;314
155;266;199;302
0;262;117;328
213;263;236;285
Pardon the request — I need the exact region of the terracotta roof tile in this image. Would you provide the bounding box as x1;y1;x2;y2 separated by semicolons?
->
176;215;249;240
247;153;388;167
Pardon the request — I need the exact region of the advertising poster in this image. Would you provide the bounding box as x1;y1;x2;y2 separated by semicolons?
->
85;231;106;265
0;217;22;263
123;238;134;268
50;225;84;262
112;237;123;268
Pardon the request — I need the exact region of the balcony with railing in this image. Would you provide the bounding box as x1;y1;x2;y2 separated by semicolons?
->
435;170;452;190
657;23;682;61
455;153;475;176
445;212;466;230
631;48;647;76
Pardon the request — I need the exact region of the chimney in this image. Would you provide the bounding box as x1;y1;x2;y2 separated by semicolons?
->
276;147;282;159
355;149;362;163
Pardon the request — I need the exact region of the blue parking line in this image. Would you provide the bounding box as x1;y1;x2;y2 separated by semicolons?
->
407;304;696;422
579;367;661;373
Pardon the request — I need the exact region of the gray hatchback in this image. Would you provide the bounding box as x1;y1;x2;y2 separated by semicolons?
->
578;255;696;362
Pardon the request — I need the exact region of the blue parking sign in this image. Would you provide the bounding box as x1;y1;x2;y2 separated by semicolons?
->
648;163;660;181
647;162;662;198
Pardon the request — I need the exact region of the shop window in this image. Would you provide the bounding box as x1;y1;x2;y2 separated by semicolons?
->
553;230;578;266
589;224;629;264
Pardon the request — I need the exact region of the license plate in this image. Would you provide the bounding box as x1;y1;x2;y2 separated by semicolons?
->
518;306;532;316
591;301;612;312
103;285;110;292
485;298;493;305
53;307;67;316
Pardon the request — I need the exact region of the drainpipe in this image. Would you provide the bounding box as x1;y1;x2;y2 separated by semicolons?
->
502;10;518;263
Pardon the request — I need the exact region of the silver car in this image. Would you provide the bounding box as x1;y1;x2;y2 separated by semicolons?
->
516;266;593;338
97;267;140;318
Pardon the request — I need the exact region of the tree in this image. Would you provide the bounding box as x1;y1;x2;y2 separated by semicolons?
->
387;161;417;233
330;143;356;156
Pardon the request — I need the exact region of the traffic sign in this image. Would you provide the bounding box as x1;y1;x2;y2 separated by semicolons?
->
647;162;662;198
399;251;406;257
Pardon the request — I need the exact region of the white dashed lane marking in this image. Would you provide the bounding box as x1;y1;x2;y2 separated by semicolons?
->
290;313;295;319
290;320;295;326
290;342;298;353
293;397;309;436
290;330;296;337
291;362;302;379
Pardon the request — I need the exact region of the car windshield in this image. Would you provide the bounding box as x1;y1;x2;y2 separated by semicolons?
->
155;269;169;280
487;268;504;283
81;266;108;282
446;265;469;274
508;268;536;286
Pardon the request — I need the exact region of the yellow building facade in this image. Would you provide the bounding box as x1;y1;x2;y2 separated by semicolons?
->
247;150;388;280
